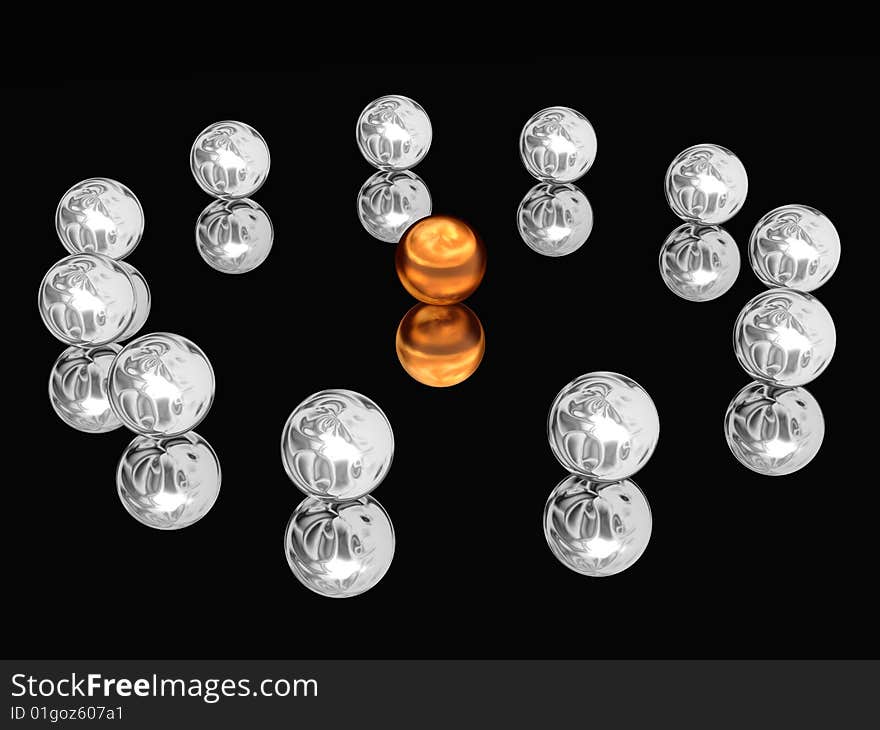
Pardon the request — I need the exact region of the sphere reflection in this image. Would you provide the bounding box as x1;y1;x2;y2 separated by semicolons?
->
517;183;593;257
659;223;740;301
544;474;651;577
396;303;485;387
396;215;486;304
196;197;273;273
357;170;431;243
285;494;395;598
49;344;122;433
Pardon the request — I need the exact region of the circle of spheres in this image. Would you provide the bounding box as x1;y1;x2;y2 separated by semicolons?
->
355;94;487;388
42;178;220;530
660;143;839;476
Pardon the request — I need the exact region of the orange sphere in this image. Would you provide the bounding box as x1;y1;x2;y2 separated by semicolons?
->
396;303;485;387
395;215;486;304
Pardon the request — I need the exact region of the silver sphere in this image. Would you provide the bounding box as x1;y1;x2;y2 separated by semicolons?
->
749;204;840;292
281;389;394;501
191;120;270;199
659;223;740;301
733;288;835;386
519;106;597;183
117;431;221;529
196;198;273;274
356;95;432;170
544;474;651;577
357;170;432;243
725;381;824;476
517;183;593;257
665;143;748;224
108;332;215;437
548;372;659;481
284;494;394;598
49;344;122;433
56;178;144;260
38;253;151;347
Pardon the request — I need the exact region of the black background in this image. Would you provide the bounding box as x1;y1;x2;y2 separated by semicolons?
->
7;58;877;659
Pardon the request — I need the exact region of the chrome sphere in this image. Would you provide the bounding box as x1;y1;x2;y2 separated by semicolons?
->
548;372;659;481
108;332;215;437
665;143;748;224
725;381;824;476
284;494;394;598
749;204;840;292
55;178;144;260
191;120;270;199
196;198;273;273
48;344;122;433
38;253;151;346
117;431;221;529
356;95;432;170
357;170;431;242
517;182;593;257
733;288;835;386
281;389;394;501
520;106;597;183
659;223;740;301
544;474;651;577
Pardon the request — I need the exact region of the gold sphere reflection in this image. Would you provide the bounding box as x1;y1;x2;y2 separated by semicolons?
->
396;303;485;387
395;215;486;304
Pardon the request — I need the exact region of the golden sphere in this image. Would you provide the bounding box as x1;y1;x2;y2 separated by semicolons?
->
395;215;486;304
396;303;485;387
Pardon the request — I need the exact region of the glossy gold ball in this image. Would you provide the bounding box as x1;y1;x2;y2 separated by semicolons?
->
395;215;486;304
396;303;485;387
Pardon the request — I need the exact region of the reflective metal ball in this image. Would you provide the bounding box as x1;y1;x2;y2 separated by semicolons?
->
38;253;151;346
357;170;431;243
396;303;485;387
285;494;394;598
544;474;651;577
117;431;221;529
49;344;122;433
548;372;660;481
517;183;593;257
109;332;215;437
396;215;486;305
281;389;394;501
519;106;597;183
748;204;840;292
196;198;273;274
356;95;432;170
659;223;740;301
665;143;748;224
733;288;835;386
191;120;270;199
56;178;144;260
725;381;824;476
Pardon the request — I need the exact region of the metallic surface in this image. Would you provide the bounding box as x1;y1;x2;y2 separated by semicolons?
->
285;494;394;598
356;95;431;170
117;431;221;529
544;474;651;577
281;389;394;501
519;106;597;182
725;381;824;476
396;303;484;387
396;215;486;305
196;198;273;274
733;288;835;386
48;344;122;433
357;170;431;243
548;372;660;481
108;332;215;437
748;204;840;291
191;120;270;199
659;223;740;301
38;253;151;346
517;183;593;257
665;143;748;224
55;178;144;260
